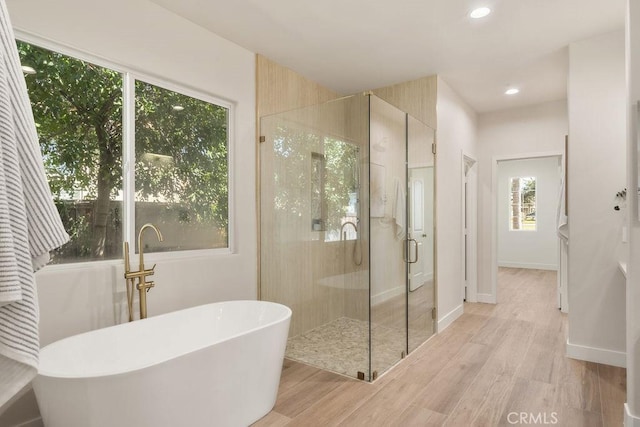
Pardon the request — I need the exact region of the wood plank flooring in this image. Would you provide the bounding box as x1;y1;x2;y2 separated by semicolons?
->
253;268;627;426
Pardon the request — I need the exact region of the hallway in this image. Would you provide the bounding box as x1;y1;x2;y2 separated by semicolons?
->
253;268;627;426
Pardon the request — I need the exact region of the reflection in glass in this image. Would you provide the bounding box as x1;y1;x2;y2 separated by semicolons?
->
324;138;359;242
311;152;325;231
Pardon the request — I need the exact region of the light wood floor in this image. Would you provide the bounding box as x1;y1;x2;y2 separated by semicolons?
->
253;268;627;427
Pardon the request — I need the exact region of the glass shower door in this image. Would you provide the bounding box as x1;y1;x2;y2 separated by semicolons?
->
259;94;370;381
407;115;436;352
368;95;408;378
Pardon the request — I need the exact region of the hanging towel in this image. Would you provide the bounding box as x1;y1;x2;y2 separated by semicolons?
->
0;0;69;408
556;176;568;243
392;177;406;239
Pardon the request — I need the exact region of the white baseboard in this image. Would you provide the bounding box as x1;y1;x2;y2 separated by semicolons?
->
626;403;640;427
566;340;626;368
477;293;496;304
498;261;557;271
437;304;463;333
371;286;404;306
409;273;433;292
15;417;43;427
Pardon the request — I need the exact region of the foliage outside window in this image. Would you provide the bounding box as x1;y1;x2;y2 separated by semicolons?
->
509;177;536;231
19;41;230;264
323;137;359;241
272;124;359;242
135;81;228;253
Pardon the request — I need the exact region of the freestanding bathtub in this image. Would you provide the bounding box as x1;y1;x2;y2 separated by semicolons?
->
33;300;291;427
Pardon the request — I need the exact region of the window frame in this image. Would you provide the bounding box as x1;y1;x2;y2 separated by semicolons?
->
17;31;235;268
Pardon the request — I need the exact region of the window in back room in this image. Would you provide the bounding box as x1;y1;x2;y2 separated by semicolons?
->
509;176;536;231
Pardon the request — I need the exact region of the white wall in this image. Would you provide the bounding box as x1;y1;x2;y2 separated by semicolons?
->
567;30;626;367
435;77;477;329
1;0;256;423
477;100;567;300
497;157;561;270
626;0;640;422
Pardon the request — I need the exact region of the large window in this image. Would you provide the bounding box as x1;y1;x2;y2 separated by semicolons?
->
509;176;536;231
134;81;228;253
19;41;230;264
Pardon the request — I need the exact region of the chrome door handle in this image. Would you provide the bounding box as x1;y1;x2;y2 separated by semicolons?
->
408;238;419;264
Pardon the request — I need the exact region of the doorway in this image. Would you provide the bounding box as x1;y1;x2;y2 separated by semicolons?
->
491;153;563;304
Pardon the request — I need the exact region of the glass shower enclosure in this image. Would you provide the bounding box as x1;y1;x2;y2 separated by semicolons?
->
260;93;435;381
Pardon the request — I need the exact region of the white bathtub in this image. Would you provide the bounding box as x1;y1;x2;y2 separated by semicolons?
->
33;300;291;427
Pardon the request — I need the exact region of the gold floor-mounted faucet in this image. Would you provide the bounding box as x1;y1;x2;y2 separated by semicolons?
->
123;223;164;321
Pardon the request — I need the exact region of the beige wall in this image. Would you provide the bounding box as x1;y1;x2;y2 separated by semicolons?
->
373;76;438;130
256;55;341;118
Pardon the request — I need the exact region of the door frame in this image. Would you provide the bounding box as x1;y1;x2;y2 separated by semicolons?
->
490;151;564;304
461;152;478;303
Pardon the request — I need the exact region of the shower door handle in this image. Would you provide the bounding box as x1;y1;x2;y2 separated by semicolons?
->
407;238;419;264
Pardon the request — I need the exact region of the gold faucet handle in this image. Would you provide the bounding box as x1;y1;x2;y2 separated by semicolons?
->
123;241;131;277
144;264;157;277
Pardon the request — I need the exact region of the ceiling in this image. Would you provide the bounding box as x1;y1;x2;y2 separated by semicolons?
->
150;0;625;113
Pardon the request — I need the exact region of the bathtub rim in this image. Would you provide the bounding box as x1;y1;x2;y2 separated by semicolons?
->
36;300;291;380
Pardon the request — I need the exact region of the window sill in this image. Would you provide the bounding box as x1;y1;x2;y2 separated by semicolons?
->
38;247;233;273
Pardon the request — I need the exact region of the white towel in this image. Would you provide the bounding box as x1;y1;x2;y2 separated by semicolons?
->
392;178;405;239
556;176;568;243
0;0;68;407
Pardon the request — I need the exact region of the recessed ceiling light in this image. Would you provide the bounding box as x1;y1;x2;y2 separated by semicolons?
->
505;88;520;95
21;65;36;75
470;7;491;19
172;105;184;111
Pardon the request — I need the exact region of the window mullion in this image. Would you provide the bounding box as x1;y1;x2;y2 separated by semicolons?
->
123;73;136;252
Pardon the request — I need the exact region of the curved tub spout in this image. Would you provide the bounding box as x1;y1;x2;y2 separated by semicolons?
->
138;223;164;270
340;221;362;266
136;223;163;319
340;221;357;241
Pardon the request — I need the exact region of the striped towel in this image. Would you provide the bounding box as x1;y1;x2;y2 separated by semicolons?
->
0;0;69;408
